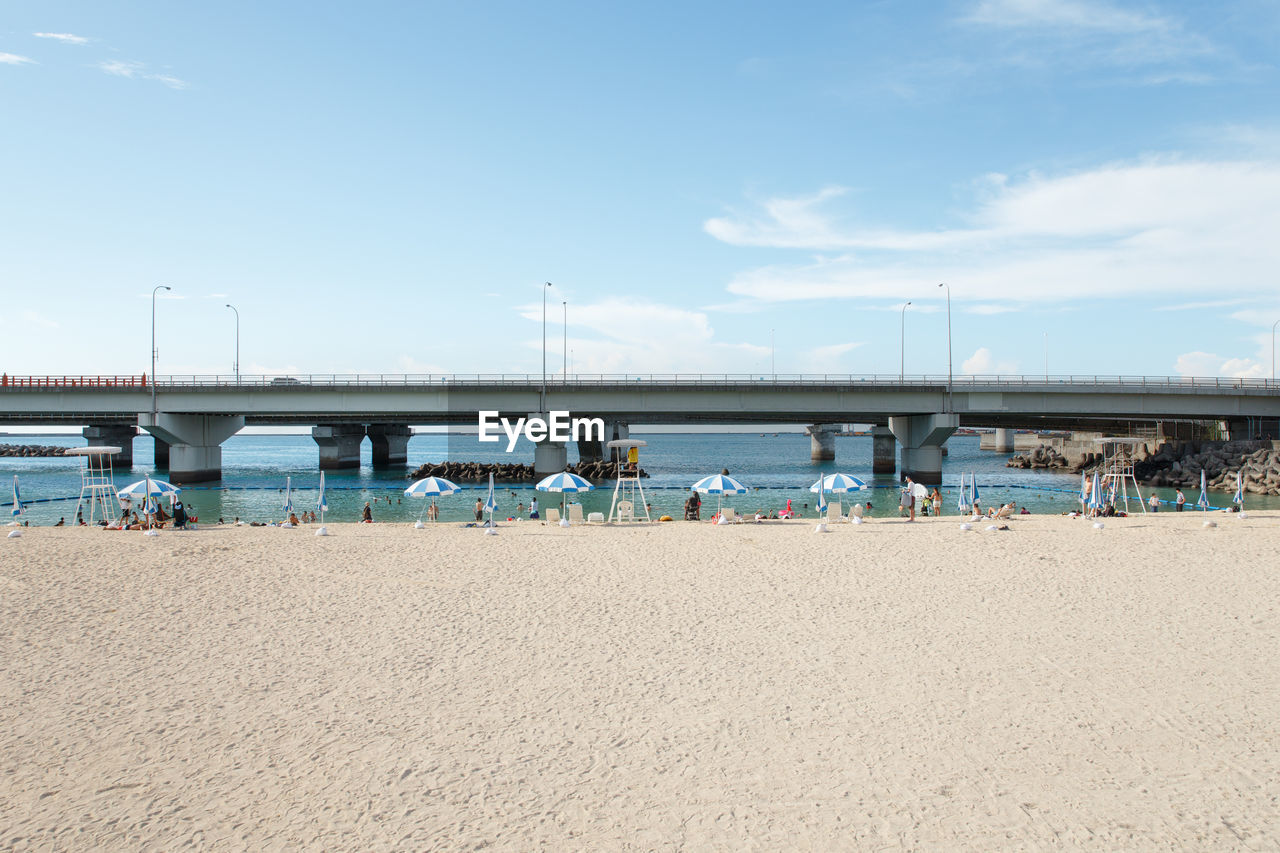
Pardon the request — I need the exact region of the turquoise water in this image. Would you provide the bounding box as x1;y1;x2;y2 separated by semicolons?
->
2;432;1266;526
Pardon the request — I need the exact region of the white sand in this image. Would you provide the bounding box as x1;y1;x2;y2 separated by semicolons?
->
2;513;1279;850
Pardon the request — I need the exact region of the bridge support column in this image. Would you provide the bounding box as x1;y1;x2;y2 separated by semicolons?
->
806;424;838;462
83;425;135;469
313;425;365;470
992;428;1015;453
139;413;244;483
153;438;170;469
534;441;568;475
889;413;958;486
367;424;410;468
872;426;896;474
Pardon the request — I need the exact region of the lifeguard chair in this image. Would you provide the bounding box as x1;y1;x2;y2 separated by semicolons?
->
65;446;123;525
1100;438;1147;514
607;439;651;523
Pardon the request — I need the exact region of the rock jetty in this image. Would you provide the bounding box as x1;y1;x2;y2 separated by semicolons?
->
407;460;646;483
0;444;69;458
1005;444;1071;470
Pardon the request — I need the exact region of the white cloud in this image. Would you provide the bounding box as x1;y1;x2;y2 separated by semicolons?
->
33;32;89;45
396;355;450;374
0;53;36;65
1155;298;1251;312
709;157;1280;307
99;59;143;78
961;0;1215;66
965;303;1019;315
961;347;1018;375
1174;351;1266;379
19;310;59;329
148;73;188;90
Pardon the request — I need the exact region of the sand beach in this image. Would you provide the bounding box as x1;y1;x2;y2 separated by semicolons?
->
2;513;1278;850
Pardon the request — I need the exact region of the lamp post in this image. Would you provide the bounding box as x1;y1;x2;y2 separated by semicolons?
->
937;283;952;411
771;329;775;379
899;302;911;381
542;282;552;412
562;300;567;379
225;304;239;384
151;284;171;417
1273;319;1279;381
1044;331;1049;381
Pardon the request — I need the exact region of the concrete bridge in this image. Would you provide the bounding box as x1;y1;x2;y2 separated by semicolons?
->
2;373;1277;484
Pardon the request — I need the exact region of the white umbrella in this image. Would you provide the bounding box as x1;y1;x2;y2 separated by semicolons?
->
1197;469;1210;511
484;472;497;528
10;475;23;520
405;475;462;524
118;478;181;500
315;471;329;536
956;472;968;513
970;474;980;508
283;476;293;515
691;473;747;517
1233;470;1244;510
1088;471;1103;513
536;471;594;520
815;471;827;517
809;473;868;493
911;482;928;500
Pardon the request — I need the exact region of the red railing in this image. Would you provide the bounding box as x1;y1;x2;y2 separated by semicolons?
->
0;374;147;388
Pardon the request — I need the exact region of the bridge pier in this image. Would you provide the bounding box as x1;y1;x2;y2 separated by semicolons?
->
872;426;896;474
313;425;365;470
992;428;1015;453
367;424;410;468
83;424;135;469
139;413;244;483
153;437;170;469
889;413;958;485
806;424;838;462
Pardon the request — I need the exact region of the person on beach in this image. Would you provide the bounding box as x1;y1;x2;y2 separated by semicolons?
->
1175;489;1186;511
55;517;65;526
517;501;524;514
362;502;373;523
930;487;942;517
1148;493;1160;512
529;497;539;519
474;498;483;521
903;477;916;521
288;512;300;526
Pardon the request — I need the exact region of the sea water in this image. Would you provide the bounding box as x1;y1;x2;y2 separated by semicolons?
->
2;432;1267;526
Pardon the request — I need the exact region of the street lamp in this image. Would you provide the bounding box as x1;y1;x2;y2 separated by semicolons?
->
1273;319;1279;382
542;282;552;412
771;329;775;379
937;283;952;411
899;302;911;381
225;303;240;384
151;284;171;417
562;300;567;379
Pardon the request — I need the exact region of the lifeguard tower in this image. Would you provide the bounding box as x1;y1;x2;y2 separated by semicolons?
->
1100;438;1147;514
607;439;651;523
66;446;123;525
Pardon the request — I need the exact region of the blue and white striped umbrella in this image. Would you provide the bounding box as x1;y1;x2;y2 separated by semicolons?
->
1080;471;1088;508
809;473;868;494
815;472;827;515
404;476;463;497
283;476;293;514
956;472;969;513
484;472;497;514
11;475;22;518
1088;471;1103;511
1233;470;1244;507
1197;469;1210;510
118;478;181;500
536;472;595;493
317;471;328;514
970;473;980;507
691;474;747;495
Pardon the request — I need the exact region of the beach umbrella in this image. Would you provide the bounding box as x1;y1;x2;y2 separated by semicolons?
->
1088;471;1103;512
815;472;827;516
536;471;595;518
1080;471;1088;512
970;474;980;508
283;476;293;514
1197;469;1210;511
10;475;22;519
1233;470;1244;509
317;471;328;518
118;478;181;500
911;482;929;500
956;472;968;513
809;473;868;493
404;476;463;497
484;472;497;526
691;473;747;517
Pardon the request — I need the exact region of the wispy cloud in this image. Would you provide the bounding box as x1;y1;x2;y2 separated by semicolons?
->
706;156;1280;307
1154;298;1251;312
962;346;1018;375
1174;351;1265;379
1;52;36;65
33;32;89;45
97;59;188;89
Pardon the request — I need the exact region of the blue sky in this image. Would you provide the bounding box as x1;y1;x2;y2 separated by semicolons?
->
3;0;1279;380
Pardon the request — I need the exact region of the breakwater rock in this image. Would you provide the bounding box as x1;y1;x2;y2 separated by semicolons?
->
407;460;647;483
1066;439;1280;496
1006;444;1071;469
0;444;69;458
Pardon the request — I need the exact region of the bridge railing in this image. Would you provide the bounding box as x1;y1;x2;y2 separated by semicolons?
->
2;373;1278;389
